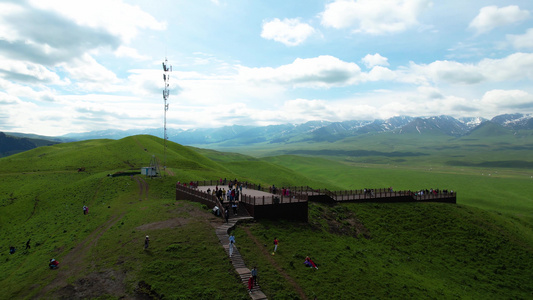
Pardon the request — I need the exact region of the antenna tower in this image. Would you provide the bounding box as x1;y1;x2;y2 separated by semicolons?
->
162;57;172;169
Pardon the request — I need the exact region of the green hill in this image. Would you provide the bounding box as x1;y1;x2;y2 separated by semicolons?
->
0;132;62;158
0;135;532;299
464;121;513;138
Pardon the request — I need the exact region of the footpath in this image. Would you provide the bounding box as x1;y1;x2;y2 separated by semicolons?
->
215;216;268;300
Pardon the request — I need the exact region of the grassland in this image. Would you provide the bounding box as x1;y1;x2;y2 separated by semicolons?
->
235;202;533;299
1;135;532;299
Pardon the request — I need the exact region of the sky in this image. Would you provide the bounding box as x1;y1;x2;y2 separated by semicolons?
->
1;0;533;136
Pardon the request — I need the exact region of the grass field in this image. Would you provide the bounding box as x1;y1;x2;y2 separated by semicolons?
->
235;202;533;299
0;135;532;299
263;155;533;220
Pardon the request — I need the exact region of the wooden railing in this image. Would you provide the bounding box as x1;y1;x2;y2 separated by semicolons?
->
176;183;223;209
240;193;308;206
179;181;456;203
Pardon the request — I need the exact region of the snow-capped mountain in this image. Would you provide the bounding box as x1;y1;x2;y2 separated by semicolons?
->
490;113;533;130
53;113;533;145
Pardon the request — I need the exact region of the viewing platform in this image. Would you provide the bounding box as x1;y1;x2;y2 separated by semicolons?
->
176;180;456;222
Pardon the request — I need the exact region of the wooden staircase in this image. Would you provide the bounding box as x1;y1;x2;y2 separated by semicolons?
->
215;217;267;300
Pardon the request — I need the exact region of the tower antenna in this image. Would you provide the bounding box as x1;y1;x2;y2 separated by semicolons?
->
162;57;172;170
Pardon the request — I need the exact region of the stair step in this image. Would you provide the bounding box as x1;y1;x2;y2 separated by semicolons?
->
215;215;267;299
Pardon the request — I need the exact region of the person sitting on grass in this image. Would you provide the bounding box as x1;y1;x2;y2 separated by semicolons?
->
304;256;318;269
49;259;59;269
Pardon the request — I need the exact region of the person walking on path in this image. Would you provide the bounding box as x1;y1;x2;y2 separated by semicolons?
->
144;236;150;250
224;207;229;223
273;237;279;253
229;233;235;257
232;202;238;216
251;266;258;286
248;276;254;293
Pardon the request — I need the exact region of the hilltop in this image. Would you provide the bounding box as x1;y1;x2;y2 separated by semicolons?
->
0;135;532;299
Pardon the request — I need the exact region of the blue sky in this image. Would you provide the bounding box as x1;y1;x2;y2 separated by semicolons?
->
1;0;533;136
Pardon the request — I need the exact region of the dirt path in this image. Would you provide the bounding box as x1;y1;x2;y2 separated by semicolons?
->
34;213;126;298
133;176;149;201
165;167;175;176
243;227;307;300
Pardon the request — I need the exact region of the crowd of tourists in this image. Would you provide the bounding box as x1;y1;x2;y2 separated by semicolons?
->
269;185;292;197
413;188;454;197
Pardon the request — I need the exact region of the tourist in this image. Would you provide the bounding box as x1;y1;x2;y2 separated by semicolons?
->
212;205;220;216
229;233;235;256
248;276;254;293
251;266;258;285
49;259;59;269
224;207;229;223
304;256;318;269
144;236;150;250
232;202;238;216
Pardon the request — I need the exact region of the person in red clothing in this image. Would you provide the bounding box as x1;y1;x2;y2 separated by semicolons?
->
304;256;318;269
273;237;279;253
49;259;59;269
248;276;254;293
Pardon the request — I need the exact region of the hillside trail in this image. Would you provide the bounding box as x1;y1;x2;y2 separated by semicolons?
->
164;167;175;176
133;176;149;200
242;227;307;300
33;212;126;298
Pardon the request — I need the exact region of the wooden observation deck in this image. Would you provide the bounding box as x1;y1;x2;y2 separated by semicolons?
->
176;180;456;222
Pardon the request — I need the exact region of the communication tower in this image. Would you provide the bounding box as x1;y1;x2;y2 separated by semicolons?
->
162;57;172;169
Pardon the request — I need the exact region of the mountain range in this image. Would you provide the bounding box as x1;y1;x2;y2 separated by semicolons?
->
2;113;532;156
61;113;532;145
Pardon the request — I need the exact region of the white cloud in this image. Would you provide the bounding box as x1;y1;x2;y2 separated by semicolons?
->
0;77;60;103
60;54;118;84
0;91;20;105
409;52;533;85
0;55;65;84
412;60;485;85
320;0;432;34
417;86;443;99
366;66;397;82
281;98;339;121
477;52;533;82
114;46;151;60
238;55;362;88
479;89;533;110
469;5;530;34
261;18;316;46
29;0;166;43
0;3;24;43
362;53;390;68
56;54;122;94
0;4;120;66
507;28;533;50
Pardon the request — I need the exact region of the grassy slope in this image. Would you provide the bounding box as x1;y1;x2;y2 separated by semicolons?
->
0;136;250;299
236;202;533;299
1;135;532;299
